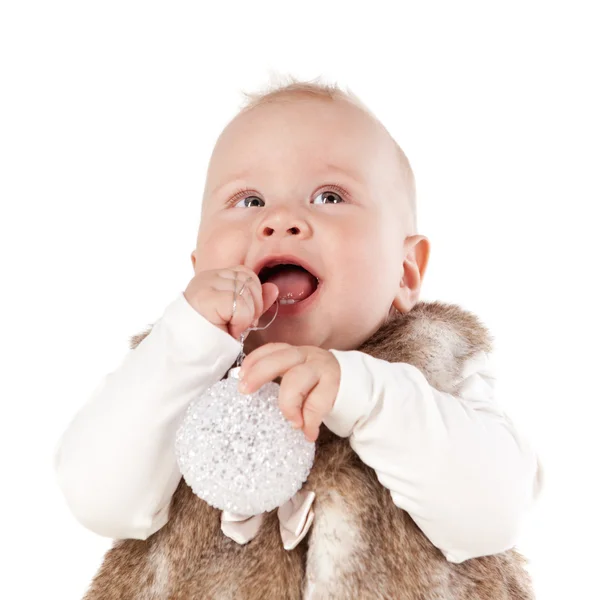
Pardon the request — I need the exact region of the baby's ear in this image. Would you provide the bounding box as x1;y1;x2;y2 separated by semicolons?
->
392;235;430;313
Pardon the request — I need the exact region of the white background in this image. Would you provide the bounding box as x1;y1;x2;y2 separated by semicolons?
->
1;1;598;598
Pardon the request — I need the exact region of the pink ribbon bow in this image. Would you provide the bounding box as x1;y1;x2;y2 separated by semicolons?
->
221;489;316;551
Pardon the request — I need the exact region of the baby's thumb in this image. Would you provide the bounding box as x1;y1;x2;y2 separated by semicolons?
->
260;282;279;318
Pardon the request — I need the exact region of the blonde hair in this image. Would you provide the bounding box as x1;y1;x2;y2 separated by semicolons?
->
238;75;417;232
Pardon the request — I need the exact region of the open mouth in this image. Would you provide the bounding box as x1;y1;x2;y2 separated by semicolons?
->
258;262;320;305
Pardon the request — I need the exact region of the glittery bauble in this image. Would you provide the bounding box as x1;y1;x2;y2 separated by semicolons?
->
175;367;315;516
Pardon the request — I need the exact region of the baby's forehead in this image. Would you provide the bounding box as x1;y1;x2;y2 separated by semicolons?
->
225;94;386;145
212;97;399;174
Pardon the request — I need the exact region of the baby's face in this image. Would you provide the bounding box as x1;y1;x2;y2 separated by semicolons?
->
193;96;428;351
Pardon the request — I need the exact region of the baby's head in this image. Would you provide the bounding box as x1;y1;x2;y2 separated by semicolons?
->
191;79;430;352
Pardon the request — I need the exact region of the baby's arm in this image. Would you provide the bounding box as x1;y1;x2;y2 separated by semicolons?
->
53;292;240;540
323;349;545;564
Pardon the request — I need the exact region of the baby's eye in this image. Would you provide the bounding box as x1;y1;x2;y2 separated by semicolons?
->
234;195;265;208
313;190;344;205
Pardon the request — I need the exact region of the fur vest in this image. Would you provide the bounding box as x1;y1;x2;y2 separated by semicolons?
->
83;300;535;599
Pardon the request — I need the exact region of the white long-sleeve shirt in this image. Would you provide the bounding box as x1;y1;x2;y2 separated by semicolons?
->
53;292;544;564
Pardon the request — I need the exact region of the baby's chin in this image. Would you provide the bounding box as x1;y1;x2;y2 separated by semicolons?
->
245;324;327;352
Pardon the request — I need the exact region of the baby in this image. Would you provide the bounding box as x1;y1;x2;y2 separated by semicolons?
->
54;80;543;598
186;83;426;442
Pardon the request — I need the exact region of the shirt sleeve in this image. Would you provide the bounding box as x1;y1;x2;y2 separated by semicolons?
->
53;291;241;541
323;349;545;564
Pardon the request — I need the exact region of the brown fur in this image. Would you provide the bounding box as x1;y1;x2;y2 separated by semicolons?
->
83;301;534;599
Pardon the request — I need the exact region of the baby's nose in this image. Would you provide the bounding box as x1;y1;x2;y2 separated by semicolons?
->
257;211;311;239
261;224;301;237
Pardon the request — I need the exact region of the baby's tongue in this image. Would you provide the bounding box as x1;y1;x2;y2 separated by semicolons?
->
265;265;317;302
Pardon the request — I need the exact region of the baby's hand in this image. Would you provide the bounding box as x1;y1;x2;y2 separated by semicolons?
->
238;343;341;442
184;266;279;341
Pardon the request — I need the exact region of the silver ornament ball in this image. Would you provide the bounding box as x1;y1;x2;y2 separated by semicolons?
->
175;367;315;516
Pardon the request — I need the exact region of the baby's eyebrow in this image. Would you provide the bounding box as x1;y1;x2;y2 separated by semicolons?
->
319;163;364;187
207;171;253;198
207;164;364;199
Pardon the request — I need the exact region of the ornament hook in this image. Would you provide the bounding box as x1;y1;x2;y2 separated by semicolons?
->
236;299;280;367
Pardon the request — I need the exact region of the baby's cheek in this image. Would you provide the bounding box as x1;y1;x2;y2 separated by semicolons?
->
196;224;249;270
338;249;394;321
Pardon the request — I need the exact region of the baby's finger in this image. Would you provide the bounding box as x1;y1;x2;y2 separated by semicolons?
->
215;287;253;336
240;346;307;394
213;272;260;337
223;267;264;318
278;363;320;428
239;343;292;377
301;380;332;442
259;282;279;322
211;273;255;312
238;267;266;318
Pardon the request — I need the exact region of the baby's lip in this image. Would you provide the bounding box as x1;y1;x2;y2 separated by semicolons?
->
252;254;321;283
